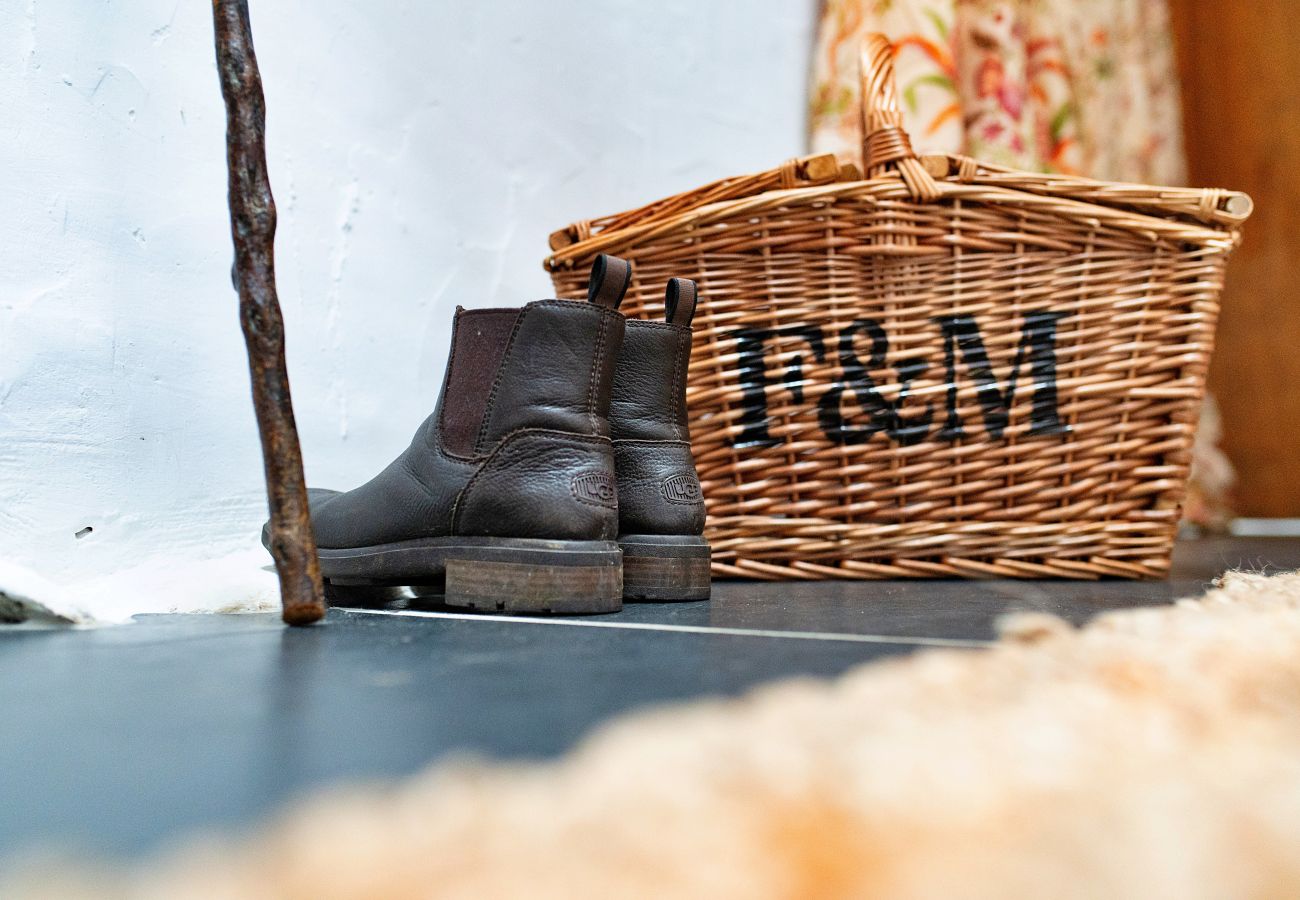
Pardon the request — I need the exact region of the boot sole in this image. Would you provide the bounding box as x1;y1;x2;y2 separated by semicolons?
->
618;534;712;601
314;536;622;615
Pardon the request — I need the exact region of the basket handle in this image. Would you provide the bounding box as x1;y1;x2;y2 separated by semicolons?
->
859;34;940;201
546;153;841;255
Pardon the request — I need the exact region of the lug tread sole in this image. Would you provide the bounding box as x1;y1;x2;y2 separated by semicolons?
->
316;536;623;615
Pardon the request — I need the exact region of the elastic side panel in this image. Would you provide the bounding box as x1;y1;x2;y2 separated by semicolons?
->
476;300;625;451
609;321;692;442
440;308;521;457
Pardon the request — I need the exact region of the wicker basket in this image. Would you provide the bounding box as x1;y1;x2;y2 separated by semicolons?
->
545;35;1252;581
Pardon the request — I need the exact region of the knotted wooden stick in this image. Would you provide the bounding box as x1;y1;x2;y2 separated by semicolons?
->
213;0;325;626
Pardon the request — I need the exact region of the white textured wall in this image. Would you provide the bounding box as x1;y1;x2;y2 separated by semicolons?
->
0;1;815;619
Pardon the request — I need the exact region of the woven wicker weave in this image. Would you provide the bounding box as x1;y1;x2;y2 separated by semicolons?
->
545;35;1251;581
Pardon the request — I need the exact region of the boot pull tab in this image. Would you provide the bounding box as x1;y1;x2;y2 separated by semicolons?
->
664;277;698;326
587;254;632;309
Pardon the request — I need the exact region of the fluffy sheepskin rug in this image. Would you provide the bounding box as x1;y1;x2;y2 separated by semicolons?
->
9;570;1300;899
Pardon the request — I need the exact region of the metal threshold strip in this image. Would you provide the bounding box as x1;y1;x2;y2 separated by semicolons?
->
335;607;992;649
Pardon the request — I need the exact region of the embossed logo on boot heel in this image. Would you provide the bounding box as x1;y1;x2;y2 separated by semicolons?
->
571;471;618;508
662;473;703;505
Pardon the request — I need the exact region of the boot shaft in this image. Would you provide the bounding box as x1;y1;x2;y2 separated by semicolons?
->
609;277;707;538
438;299;625;458
609;319;692;443
439;259;631;543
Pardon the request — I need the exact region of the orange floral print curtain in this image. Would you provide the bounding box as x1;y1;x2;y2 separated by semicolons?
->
808;0;1233;527
810;0;1186;184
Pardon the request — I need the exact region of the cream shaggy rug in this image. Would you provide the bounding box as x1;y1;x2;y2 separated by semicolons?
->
8;570;1300;899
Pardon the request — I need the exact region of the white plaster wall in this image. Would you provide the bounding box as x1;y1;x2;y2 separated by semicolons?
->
0;1;816;620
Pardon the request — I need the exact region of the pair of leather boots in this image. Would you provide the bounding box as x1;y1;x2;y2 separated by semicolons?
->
263;255;709;614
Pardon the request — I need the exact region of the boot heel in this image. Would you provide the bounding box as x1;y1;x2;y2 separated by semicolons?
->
444;540;623;615
619;535;711;601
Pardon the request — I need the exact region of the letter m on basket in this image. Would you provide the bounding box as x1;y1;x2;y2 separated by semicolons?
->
730;311;1069;449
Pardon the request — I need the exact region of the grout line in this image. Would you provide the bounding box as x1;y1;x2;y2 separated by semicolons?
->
333;607;993;649
1229;518;1300;537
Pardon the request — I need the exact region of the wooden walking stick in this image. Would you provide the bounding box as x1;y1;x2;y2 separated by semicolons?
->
213;0;325;626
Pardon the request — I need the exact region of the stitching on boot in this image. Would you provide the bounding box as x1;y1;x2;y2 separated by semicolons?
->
452;427;614;532
624;320;690;334
669;329;687;441
587;308;607;434
611;438;693;449
453;430;612;530
435;436;485;465
618;321;689;435
474;301;619;455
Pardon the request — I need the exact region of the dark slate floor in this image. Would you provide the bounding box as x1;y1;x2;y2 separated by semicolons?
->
1;536;1296;861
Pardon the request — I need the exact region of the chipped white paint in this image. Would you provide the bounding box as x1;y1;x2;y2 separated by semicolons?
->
0;1;815;622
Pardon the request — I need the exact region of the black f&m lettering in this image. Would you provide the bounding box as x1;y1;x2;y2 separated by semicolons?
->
934;311;1068;441
732;312;1066;448
733;324;826;448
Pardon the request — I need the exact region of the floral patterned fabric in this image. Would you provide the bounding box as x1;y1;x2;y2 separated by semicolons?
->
810;0;1186;184
808;0;1235;526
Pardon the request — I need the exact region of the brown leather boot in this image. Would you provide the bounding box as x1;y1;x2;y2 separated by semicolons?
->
263;262;629;614
605;266;711;600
